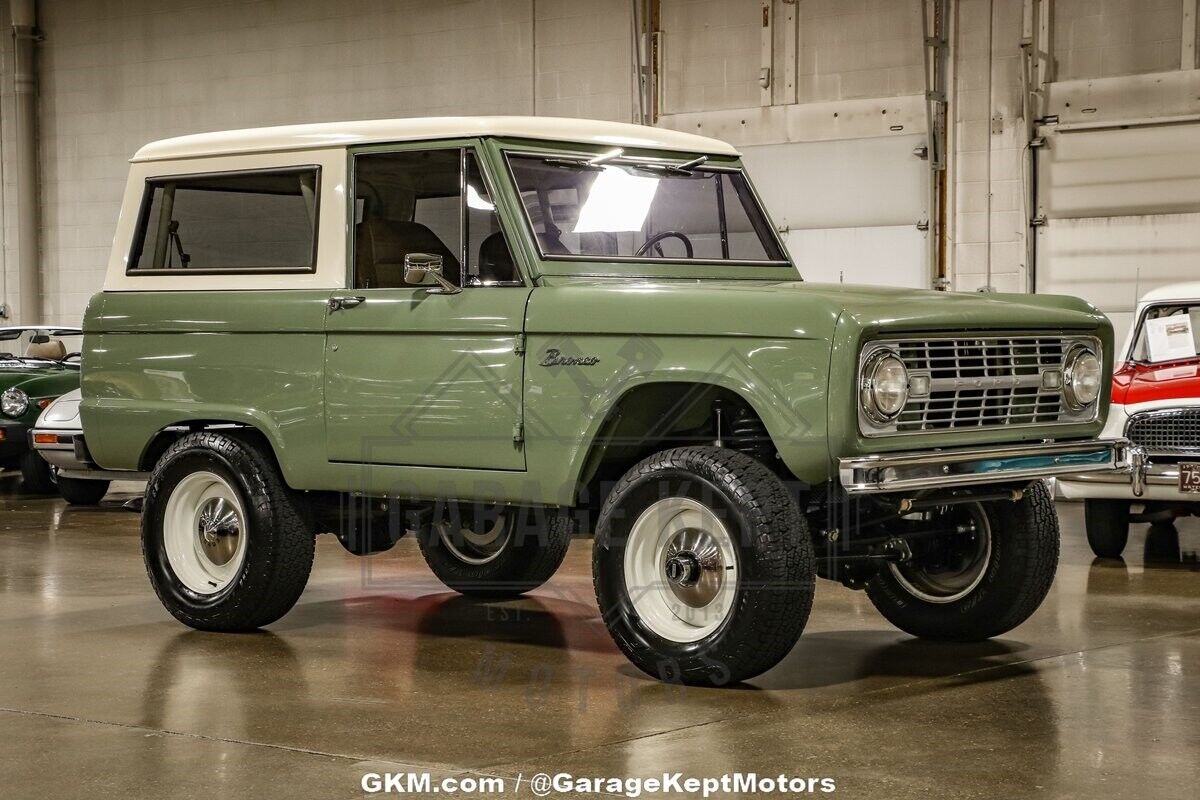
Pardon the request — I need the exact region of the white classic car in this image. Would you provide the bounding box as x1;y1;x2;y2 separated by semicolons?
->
31;388;147;505
1059;282;1200;557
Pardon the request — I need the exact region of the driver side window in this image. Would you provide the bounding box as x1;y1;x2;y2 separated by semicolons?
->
352;148;519;290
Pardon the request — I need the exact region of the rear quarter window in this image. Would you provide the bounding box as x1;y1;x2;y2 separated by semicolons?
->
127;167;319;274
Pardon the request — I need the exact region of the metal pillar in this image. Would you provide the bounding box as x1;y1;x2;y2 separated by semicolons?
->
11;0;41;324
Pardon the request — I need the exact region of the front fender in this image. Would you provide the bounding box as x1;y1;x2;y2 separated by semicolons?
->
522;333;834;493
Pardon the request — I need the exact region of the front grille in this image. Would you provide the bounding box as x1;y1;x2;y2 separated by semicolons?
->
862;335;1096;436
1126;409;1200;456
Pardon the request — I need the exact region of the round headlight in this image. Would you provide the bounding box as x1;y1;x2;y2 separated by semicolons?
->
1;387;29;418
861;349;909;424
1063;345;1102;410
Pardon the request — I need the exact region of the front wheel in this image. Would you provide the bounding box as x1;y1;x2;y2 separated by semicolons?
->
1084;499;1130;558
593;447;815;686
142;431;315;631
20;451;55;494
57;476;111;505
417;504;571;597
866;481;1059;641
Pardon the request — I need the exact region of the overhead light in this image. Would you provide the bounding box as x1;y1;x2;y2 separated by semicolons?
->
466;184;494;211
573;168;660;233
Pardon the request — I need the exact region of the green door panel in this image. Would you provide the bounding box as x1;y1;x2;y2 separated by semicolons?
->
323;287;532;470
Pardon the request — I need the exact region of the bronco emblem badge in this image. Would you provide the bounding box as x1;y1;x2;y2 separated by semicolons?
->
539;348;600;367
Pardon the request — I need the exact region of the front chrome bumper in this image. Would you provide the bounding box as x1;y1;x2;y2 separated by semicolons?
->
840;439;1136;495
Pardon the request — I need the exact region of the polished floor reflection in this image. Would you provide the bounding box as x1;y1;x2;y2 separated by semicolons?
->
1;475;1198;799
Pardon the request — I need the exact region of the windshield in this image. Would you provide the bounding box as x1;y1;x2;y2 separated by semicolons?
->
1130;303;1200;364
507;154;787;264
0;328;83;366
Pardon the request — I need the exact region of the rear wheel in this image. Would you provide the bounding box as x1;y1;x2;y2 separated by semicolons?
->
142;432;315;631
57;476;111;505
593;447;815;686
417;504;571;597
20;451;55;494
1084;499;1130;558
867;481;1059;641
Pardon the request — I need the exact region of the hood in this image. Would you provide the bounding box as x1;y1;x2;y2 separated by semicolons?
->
527;279;1109;340
37;388;82;427
1113;358;1200;405
0;366;77;397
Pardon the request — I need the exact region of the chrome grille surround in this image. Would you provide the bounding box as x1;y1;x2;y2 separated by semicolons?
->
1125;408;1200;457
858;334;1102;437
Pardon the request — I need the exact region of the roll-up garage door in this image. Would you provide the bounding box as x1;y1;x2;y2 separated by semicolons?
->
741;134;931;288
1035;122;1200;346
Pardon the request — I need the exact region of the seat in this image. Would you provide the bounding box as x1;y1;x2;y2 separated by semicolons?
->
355;219;461;289
26;339;66;360
476;232;517;283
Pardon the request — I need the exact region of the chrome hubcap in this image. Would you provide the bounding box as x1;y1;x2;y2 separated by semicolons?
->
662;528;727;609
196;497;241;567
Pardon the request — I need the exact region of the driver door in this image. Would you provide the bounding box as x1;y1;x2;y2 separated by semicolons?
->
323;143;530;470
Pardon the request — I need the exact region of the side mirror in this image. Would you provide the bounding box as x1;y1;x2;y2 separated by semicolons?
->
403;252;461;295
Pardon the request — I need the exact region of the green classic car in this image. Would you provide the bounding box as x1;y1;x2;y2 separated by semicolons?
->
82;117;1133;686
1;326;84;491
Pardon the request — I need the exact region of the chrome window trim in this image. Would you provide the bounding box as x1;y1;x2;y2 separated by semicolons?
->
499;148;792;267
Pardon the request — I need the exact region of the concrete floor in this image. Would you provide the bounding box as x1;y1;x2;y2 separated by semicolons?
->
1;475;1198;800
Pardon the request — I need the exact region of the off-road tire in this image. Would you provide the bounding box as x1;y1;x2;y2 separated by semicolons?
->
142;431;315;631
867;481;1059;641
20;450;55;494
593;446;815;687
1084;499;1130;558
57;476;111;506
417;506;572;597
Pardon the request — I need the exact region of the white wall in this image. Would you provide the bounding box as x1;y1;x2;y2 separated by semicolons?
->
3;0;1200;325
0;0;632;323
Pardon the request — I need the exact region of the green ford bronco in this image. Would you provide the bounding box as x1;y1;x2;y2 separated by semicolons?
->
83;117;1133;685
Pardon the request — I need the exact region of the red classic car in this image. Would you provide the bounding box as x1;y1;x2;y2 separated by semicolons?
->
1059;282;1200;557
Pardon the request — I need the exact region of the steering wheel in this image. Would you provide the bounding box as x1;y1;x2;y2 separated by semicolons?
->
635;231;694;259
61;352;83;364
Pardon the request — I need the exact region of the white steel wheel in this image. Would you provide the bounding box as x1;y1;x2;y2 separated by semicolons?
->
436;511;513;566
623;497;739;643
888;505;992;604
162;471;248;595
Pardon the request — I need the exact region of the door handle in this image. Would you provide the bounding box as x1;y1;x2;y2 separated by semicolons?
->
328;296;366;312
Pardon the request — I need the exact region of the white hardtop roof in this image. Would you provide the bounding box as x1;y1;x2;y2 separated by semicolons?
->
132;116;740;162
1139;282;1200;306
0;325;81;333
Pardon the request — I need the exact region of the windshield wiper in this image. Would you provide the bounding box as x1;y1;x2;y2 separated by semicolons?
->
542;150;709;175
628;154;710;176
543;148;625;171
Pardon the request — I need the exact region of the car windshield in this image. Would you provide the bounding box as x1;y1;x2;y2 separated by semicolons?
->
0;328;83;366
1130;303;1200;364
506;153;787;264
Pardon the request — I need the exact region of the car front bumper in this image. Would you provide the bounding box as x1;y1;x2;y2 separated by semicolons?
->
30;426;86;471
1058;460;1200;503
840;439;1136;495
30;428;149;481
